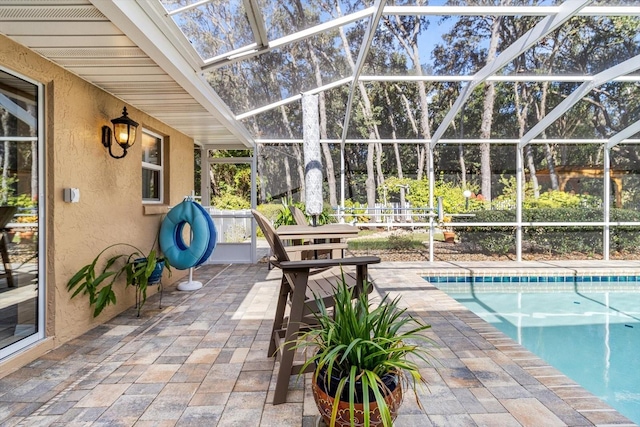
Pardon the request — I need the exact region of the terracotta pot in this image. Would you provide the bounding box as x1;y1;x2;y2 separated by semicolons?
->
312;373;403;427
18;230;34;241
443;231;456;243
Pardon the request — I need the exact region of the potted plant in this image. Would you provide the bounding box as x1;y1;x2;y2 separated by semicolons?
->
440;216;456;243
295;276;434;427
67;243;171;317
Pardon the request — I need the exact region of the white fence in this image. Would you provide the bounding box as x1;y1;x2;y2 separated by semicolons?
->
204;208;255;264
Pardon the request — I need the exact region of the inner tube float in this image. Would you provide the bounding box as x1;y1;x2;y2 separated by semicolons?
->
159;200;217;270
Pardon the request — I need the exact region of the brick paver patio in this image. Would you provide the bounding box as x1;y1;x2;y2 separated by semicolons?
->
0;262;636;426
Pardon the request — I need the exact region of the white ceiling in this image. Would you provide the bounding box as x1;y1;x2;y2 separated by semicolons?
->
0;0;254;149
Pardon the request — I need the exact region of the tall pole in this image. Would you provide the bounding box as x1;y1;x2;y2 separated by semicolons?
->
302;94;322;225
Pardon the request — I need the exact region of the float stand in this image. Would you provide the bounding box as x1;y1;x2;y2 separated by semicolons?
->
160;194;217;293
178;267;202;291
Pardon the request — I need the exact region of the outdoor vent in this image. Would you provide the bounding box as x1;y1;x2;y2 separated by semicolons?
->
55;57;157;67
134;104;204;112
0;5;105;20
34;47;147;59
99;82;184;92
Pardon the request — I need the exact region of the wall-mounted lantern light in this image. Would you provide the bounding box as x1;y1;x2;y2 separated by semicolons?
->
101;107;139;159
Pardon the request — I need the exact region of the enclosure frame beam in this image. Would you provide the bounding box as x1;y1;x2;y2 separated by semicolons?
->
429;0;591;150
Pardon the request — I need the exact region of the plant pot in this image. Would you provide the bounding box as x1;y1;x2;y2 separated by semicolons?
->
443;231;456;243
312;370;403;427
149;259;165;285
18;230;34;242
134;258;165;285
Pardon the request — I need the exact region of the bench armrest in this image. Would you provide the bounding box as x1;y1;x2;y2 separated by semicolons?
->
279;256;380;270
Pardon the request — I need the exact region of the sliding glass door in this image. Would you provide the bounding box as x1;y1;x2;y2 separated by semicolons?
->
0;67;44;359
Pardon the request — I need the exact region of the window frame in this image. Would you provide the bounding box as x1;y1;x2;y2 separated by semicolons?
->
141;128;164;204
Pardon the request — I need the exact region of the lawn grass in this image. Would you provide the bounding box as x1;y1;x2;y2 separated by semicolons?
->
348;231;443;250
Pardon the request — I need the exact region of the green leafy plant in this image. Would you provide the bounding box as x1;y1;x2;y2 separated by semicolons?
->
493;175;601;210
273;198;335;227
7;193;36;208
294;277;433;427
342;200;370;223
274;197;298;227
211;193;250;209
67;244;171;317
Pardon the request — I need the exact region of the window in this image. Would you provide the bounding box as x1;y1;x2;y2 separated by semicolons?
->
141;129;163;203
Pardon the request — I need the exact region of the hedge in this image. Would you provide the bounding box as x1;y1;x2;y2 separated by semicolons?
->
455;208;640;255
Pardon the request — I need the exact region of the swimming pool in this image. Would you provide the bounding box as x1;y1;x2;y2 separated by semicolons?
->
426;276;640;424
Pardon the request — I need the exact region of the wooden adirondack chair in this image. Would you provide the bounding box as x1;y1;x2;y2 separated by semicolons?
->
289;205;308;226
287;205;348;259
252;209;381;404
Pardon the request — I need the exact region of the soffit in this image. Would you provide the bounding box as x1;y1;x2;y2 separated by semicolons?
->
0;0;253;148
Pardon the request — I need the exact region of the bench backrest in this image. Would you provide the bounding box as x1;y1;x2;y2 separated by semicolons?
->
252;209;290;263
289;205;308;226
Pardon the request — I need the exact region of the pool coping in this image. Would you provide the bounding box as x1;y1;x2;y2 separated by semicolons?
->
370;261;639;426
417;260;640;277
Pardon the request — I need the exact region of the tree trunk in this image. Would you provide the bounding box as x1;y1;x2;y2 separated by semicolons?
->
384;88;403;180
336;3;380;211
479;15;501;203
375;142;384;188
283;154;293;200
382;12;431;179
416;80;431;181
308;44;338;207
255;143;267;203
279;105;301;202
515;82;539;198
366;140;376;211
455;100;467;188
538;82;559;190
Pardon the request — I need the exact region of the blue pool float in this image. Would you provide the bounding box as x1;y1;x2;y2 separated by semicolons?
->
159;200;217;270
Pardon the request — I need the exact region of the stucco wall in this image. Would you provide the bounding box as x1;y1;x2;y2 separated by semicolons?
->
0;34;193;357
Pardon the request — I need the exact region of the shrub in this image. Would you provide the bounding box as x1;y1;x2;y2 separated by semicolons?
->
456;210;515;255
273;198;334;227
610;208;640;252
387;233;416;250
7;194;36;208
379;177;482;214
256;203;283;223
212;193;250;209
520;208;599;254
343;199;370;223
457;207;640;255
493;176;601;210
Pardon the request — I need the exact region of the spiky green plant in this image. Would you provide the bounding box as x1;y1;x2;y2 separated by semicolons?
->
295;276;434;427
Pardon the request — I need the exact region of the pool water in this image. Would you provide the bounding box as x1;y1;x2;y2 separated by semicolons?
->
433;281;640;424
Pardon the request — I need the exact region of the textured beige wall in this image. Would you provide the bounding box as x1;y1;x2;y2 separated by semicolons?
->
0;34;193;361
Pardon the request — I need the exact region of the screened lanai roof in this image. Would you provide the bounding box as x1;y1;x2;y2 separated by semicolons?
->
1;1;639;148
153;0;640;149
